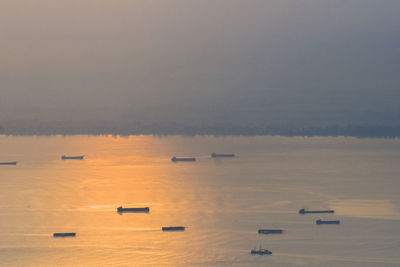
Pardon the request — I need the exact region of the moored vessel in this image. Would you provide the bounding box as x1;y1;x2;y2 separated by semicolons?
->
53;232;76;237
61;155;84;160
0;161;17;165
299;208;334;214
258;229;283;234
251;247;272;255
117;206;149;213
171;157;196;162
316;219;340;224
211;153;235;158
162;226;185;231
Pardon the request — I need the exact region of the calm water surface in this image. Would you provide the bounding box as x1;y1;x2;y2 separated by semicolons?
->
0;135;400;266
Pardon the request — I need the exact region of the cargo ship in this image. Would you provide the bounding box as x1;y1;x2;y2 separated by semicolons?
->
171;157;196;162
0;161;17;165
258;229;283;234
117;206;149;213
162;226;185;231
53;233;76;237
211;153;235;158
299;209;334;214
61;155;84;160
316;219;340;224
251;247;272;255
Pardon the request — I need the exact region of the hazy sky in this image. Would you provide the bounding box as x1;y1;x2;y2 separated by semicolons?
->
1;0;399;130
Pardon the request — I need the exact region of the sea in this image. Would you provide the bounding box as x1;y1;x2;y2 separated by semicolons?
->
0;135;399;266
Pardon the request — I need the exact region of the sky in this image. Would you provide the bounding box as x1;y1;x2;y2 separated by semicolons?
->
1;0;400;133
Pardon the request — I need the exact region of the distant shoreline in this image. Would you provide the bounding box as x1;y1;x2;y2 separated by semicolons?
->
1;123;400;138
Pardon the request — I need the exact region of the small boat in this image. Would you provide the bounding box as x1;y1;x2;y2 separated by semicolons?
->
211;153;235;158
61;155;84;160
299;208;334;214
171;157;196;162
53;233;76;237
316;219;340;225
251;247;272;255
0;162;17;165
117;206;149;213
258;229;283;234
162;226;185;231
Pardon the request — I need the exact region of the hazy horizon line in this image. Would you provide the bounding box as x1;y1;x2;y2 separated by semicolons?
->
1;124;400;139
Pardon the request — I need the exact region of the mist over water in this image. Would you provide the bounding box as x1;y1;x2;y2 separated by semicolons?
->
1;0;400;135
1;135;400;266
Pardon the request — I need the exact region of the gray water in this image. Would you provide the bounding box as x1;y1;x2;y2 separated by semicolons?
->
0;135;400;266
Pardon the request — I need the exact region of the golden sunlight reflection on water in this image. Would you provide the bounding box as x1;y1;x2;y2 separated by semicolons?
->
1;135;400;266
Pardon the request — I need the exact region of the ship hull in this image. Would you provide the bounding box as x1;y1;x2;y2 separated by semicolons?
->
299;209;334;214
211;153;235;158
258;229;283;234
251;250;272;255
0;162;17;165
53;233;76;237
117;207;149;213
162;226;185;231
171;157;196;162
61;156;84;160
316;220;340;224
